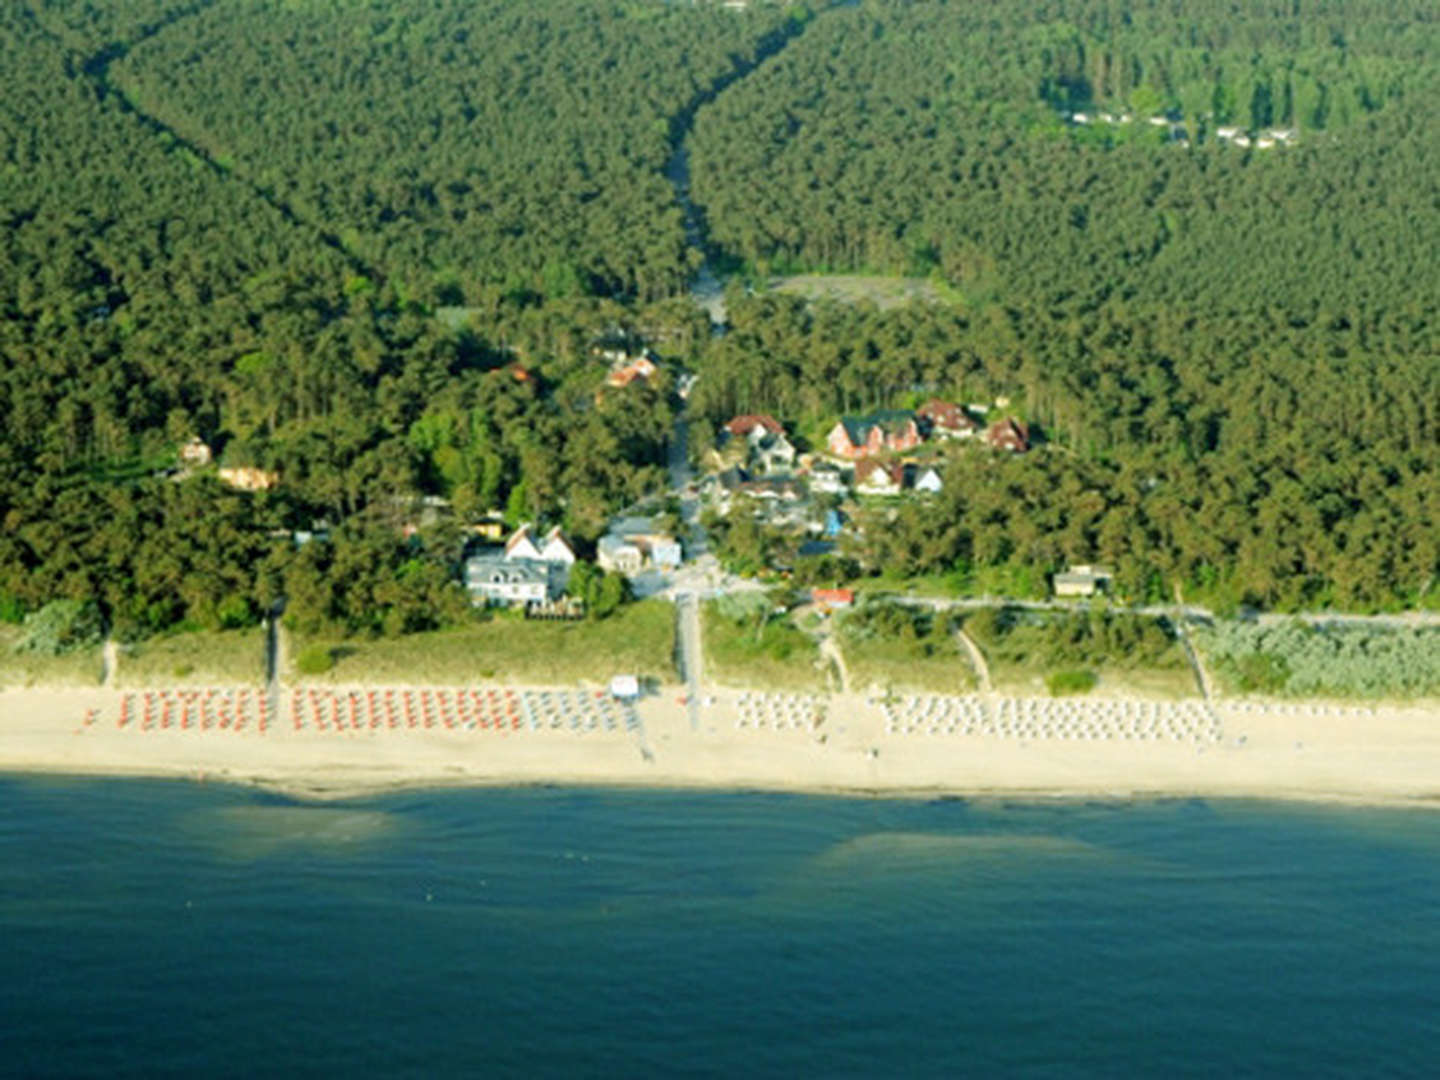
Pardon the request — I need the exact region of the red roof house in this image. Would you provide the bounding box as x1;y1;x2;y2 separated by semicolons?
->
986;417;1030;453
725;414;784;438
917;399;981;439
826;411;922;460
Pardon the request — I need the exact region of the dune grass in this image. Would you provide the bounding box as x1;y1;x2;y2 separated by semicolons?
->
703;602;825;692
289;600;677;686
0;626;105;688
840;634;978;695
117;628;267;688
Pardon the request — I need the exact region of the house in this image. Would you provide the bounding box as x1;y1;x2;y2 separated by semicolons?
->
917;399;980;440
811;588;855;610
504;524;544;562
986;418;1030;453
179;437;212;467
603;350;659;389
597;535;644;575
1053;565;1114;599
806;461;848;496
538;526;576;567
914;467;944;494
854;459;904;497
598;516;681;574
720;413;796;474
826;410;922;460
464;555;552;607
470;512;508;542
737;477;805;503
217;466;278;492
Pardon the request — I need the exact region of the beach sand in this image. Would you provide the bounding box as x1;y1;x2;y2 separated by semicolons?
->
2;684;1438;806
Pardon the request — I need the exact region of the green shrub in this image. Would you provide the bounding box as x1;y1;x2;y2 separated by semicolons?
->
16;599;104;656
1047;669;1098;696
295;646;335;675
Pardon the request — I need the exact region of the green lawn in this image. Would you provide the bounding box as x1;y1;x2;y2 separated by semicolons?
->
117;628;267;687
702;603;825;691
289;600;677;685
0;626;105;688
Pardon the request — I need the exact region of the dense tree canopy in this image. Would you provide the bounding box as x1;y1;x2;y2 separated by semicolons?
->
1;0;1436;645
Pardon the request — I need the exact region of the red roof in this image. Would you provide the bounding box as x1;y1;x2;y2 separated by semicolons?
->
917;399;977;431
987;417;1030;451
726;413;784;437
812;588;855;606
855;458;903;486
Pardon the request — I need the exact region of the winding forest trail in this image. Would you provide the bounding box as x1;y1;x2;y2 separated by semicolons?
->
27;0;379;283
663;5;848;326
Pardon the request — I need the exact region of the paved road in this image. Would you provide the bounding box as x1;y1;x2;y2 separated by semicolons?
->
880;592;1440;630
675;591;703;731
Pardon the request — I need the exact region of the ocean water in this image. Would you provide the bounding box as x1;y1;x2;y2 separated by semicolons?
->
2;779;1438;1078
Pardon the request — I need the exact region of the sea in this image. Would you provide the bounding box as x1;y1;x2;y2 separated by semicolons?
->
2;778;1438;1079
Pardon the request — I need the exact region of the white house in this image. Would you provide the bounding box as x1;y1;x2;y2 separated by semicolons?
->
597;535;644;575
504;524;544;561
914;467;944;494
807;461;849;495
465;556;551;607
1053;565;1114;599
538;526;576;566
855;459;904;497
503;523;574;591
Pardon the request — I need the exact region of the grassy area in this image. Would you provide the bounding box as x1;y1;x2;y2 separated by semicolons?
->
117;628;267;688
0;626;105;688
836;607;977;695
964;606;1199;699
703;602;825;692
767;274;948;310
989;662;1197;700
289;600;677;685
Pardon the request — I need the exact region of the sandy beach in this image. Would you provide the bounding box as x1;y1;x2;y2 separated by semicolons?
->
2;682;1438;806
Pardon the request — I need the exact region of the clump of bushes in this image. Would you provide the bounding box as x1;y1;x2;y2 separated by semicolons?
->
963;606;1184;671
1196;621;1440;699
1047;669;1098;696
15;599;104;656
295;645;335;676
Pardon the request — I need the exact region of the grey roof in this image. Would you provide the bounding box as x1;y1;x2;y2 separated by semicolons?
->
839;409;917;445
465;555;549;586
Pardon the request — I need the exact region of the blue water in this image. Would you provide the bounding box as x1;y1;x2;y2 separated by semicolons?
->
3;779;1438;1078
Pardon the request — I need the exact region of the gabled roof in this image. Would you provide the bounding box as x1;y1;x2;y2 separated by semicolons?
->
725;413;784;437
917;399;979;431
540;528;575;564
855;458;904;487
465;554;549;586
837;410;918;446
987;417;1030;450
504;524;542;559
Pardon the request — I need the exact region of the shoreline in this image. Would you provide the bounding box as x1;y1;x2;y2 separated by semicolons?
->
2;683;1438;807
